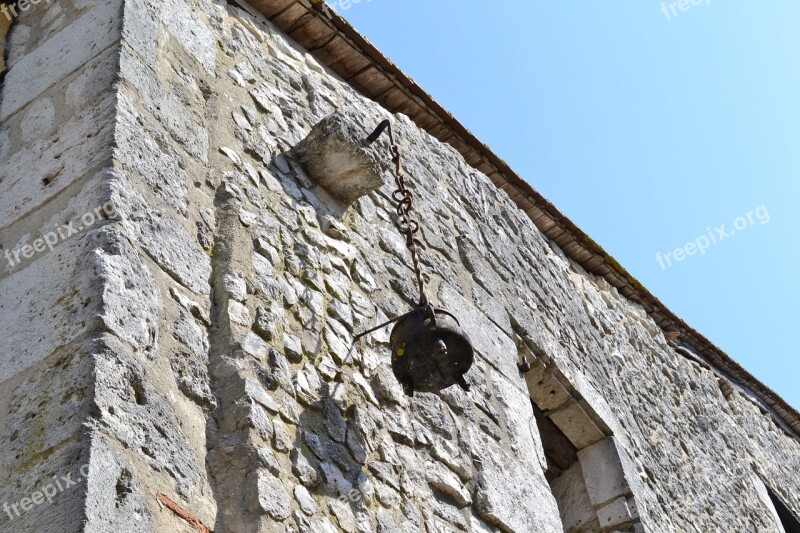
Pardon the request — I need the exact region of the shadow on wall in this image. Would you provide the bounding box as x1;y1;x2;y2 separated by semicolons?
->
0;3;13;74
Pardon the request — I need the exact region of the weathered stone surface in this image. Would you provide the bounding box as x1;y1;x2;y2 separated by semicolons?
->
247;470;291;521
473;431;563;532
550;462;597;532
4;0;799;531
292;110;386;204
577;437;630;507
1;0;122;120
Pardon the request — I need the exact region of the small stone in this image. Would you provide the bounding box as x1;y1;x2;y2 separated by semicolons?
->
261;169;283;191
227;301;251;326
327;299;353;329
375;482;400;508
321;215;349;240
317;354;338;381
320;461;352;497
241;104;258;125
232;111;252;131
352;371;379;407
257;447;281;475
250;404;274;441
239;207;257;226
279;394;301;424
252;471;291;520
254;237;281;266
274;153;291;174
284;334;303;363
242;332;268;361
223;273;248;302
329;499;357;533
245;379;279;413
228;68;246;87
273;418;293;453
220;146;242;165
253;307;278;342
325;399;347;443
376;508;398;532
425;462;471;507
295;485;317;516
303;430;327;461
374;365;406;405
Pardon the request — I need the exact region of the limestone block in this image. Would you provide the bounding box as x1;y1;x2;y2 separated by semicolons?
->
293;110;386;205
93;337;202;494
596;496;633;529
525;363;571;411
113;95;189;215
577;437;630;507
83;433;153;531
548;401;606;450
550;462;597;531
20;98;56;142
0;0;122;120
161;0;217;73
0;94;115;228
490;371;548;473
118;51;209;162
472;428;563;532
0;235;101;383
437;282;522;389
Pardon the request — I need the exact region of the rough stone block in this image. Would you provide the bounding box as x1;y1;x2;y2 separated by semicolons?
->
0;236;101;383
293;110;386;205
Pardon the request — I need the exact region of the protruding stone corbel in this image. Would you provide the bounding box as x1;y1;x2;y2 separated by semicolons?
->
292;109;386;205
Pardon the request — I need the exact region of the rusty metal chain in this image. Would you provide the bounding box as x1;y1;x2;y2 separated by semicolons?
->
367;120;428;308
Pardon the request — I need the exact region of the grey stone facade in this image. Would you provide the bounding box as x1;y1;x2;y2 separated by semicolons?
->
0;0;798;531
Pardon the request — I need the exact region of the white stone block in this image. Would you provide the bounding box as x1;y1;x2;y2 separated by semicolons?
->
578;437;630;507
1;0;122;120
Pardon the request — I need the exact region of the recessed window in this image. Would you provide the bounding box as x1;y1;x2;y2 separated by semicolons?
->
767;487;800;533
519;336;642;532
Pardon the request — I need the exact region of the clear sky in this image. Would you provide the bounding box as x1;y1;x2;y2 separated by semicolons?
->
337;0;800;409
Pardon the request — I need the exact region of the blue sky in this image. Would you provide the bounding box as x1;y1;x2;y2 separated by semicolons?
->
338;0;800;409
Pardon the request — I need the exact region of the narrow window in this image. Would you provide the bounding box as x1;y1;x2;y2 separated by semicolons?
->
518;334;642;532
767;487;800;533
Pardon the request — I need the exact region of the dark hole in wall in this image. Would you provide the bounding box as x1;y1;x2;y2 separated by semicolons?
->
532;400;578;481
768;488;800;533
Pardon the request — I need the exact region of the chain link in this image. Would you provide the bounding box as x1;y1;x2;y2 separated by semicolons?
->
367;120;428;307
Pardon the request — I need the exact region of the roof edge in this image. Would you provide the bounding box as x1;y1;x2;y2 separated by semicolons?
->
248;0;800;437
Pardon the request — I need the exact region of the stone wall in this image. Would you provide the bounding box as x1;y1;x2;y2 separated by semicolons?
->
0;0;798;531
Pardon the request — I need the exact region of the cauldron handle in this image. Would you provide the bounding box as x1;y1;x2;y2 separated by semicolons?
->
353;308;418;342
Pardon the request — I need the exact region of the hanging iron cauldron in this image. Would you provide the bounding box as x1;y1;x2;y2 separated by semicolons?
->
389;306;473;397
